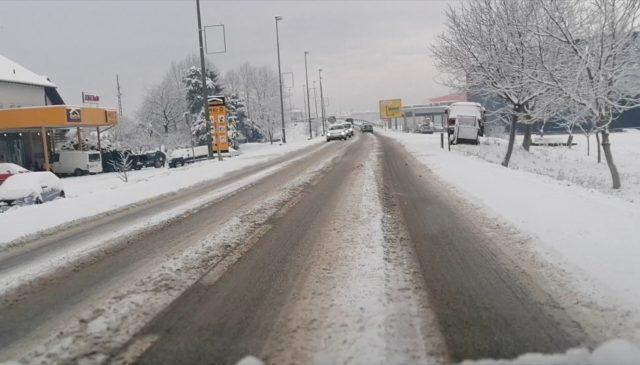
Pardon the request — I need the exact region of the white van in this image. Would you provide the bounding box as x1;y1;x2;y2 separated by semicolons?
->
446;102;485;144
51;150;103;176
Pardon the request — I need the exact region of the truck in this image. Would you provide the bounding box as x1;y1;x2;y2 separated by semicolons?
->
445;102;485;145
168;145;209;168
51;150;103;176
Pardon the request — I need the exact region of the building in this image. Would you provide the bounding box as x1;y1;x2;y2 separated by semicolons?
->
0;54;117;170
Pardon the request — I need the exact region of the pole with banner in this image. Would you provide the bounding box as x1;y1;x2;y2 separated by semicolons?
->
208;96;229;161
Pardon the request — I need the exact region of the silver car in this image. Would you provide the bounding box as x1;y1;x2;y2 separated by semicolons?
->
326;124;348;141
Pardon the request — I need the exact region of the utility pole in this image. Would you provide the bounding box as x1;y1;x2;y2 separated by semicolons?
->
312;80;319;121
275;16;286;143
302;84;308;123
116;74;123;118
318;68;326;135
195;0;217;160
304;51;312;139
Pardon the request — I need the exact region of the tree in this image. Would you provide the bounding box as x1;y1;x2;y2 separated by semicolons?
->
530;0;640;188
250;66;280;143
183;65;224;145
432;0;547;166
225;92;248;147
109;150;132;182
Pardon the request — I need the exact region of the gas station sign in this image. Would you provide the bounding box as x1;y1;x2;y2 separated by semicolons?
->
208;96;229;153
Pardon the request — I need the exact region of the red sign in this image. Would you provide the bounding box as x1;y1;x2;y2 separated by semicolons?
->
82;92;100;103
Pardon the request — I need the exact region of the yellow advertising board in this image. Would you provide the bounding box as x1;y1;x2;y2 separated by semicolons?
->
379;99;403;119
208;105;230;153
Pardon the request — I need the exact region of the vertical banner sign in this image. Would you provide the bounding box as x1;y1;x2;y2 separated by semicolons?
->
208;96;230;153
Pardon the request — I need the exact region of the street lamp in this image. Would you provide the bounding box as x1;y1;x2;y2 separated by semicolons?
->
195;0;215;159
275;16;287;143
304;51;312;139
319;68;326;135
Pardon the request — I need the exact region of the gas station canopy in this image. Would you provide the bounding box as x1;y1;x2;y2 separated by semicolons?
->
0;105;118;130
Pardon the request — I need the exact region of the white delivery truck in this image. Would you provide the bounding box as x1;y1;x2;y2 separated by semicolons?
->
445;102;485;145
51;150;103;176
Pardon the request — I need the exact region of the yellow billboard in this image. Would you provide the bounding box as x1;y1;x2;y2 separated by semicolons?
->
379;99;403;119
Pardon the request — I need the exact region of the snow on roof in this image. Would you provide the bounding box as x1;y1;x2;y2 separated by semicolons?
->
429;92;467;104
0;54;57;88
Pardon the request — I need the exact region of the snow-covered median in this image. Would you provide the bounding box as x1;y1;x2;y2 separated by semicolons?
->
380;128;640;354
0;139;321;248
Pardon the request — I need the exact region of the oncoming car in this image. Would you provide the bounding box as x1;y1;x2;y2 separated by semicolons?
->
326;124;348;141
361;124;374;133
0;171;65;206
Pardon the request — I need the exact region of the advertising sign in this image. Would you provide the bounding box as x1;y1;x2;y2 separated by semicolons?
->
82;92;100;104
208;96;229;153
379;99;403;119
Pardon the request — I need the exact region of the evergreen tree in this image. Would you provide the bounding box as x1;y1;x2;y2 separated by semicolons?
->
183;66;224;145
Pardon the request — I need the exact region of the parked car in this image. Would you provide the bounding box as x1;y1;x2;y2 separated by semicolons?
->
361;124;374;133
416;123;434;134
326;124;348;141
0;171;65;206
0;163;30;185
343;123;354;138
134;151;166;169
51;150;103;176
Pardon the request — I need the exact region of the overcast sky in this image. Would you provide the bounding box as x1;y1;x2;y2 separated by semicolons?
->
0;0;453;116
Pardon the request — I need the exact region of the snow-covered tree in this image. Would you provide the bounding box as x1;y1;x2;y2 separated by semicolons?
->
527;0;640;188
184;65;224;145
432;0;547;166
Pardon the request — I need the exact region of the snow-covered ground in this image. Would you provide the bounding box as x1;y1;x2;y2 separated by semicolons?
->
380;128;640;361
0;138;321;248
456;130;640;203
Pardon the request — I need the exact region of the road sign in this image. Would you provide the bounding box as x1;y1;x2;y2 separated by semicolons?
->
379;99;403;119
208;97;229;153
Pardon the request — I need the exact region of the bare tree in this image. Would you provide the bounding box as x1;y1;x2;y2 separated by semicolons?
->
109;150;132;182
530;0;640;188
432;0;547;166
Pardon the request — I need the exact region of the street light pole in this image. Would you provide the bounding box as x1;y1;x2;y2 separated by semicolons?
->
319;68;326;135
275;16;286;144
195;0;216;160
312;81;319;121
304;51;312;139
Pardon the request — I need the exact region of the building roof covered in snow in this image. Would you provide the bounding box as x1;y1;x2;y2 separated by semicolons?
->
429;92;467;105
0;54;57;88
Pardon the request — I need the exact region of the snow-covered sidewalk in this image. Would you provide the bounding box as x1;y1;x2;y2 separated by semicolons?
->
0;139;321;248
379;129;640;348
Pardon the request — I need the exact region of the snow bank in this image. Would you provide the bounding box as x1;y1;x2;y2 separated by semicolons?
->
462;339;640;365
0;138;321;248
380;128;640;347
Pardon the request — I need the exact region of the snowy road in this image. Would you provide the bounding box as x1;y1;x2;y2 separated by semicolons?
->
0;133;593;364
115;134;587;364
